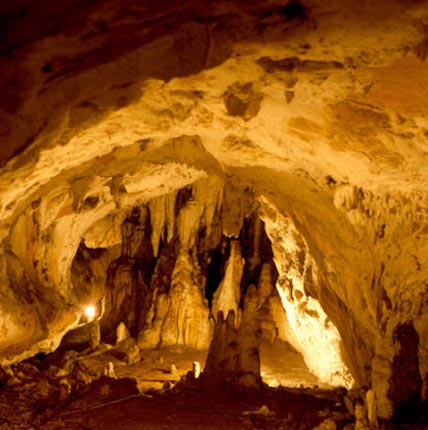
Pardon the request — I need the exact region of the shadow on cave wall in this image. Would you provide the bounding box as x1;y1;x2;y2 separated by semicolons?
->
388;321;425;424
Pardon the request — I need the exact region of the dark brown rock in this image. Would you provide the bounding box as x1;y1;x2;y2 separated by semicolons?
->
223;82;263;121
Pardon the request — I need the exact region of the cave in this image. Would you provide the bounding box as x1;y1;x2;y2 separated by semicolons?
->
0;0;428;429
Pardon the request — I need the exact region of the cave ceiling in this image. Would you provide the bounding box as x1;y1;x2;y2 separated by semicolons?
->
0;0;428;420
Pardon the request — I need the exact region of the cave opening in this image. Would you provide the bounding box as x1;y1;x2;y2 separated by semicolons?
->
2;0;428;427
53;185;352;398
0;178;365;430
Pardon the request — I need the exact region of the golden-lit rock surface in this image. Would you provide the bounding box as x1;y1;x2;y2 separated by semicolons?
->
1;0;428;422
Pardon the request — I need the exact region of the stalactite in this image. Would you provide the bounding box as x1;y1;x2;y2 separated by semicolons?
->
250;214;263;270
121;206;147;259
222;181;255;237
105;261;137;333
193;176;224;239
149;191;177;257
105;204;154;337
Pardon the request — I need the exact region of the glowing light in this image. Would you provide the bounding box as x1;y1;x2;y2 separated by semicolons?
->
84;305;96;322
193;361;201;378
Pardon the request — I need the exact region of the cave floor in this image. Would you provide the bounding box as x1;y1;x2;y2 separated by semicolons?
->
57;385;349;430
54;340;342;430
0;340;340;430
2;340;424;429
114;339;328;392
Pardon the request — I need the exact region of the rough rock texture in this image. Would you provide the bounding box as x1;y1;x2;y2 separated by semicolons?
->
0;0;428;422
212;239;245;327
149;250;212;349
260;197;354;388
204;286;264;393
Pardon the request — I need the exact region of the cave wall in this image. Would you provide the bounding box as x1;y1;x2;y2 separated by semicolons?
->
0;0;428;421
333;184;428;418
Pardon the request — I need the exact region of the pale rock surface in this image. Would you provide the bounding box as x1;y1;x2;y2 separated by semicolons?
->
260;197;354;389
137;290;169;350
212;239;245;327
204;285;263;392
116;322;130;344
158;250;212;349
365;389;379;430
0;0;427;421
258;263;274;305
314;418;337;430
269;294;298;346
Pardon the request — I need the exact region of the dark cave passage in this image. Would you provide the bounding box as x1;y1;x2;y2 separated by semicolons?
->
61;186;356;396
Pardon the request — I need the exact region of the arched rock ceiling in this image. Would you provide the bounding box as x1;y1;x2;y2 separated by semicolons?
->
1;0;428;418
1;0;428;203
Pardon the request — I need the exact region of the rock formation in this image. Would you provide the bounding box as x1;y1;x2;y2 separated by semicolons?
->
0;0;427;424
204;284;263;393
212;239;245;327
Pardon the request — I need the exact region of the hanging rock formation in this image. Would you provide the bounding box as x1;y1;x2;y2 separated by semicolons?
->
0;0;428;422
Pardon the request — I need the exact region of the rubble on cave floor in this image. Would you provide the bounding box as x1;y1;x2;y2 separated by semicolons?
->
0;366;351;430
0;339;422;430
0;338;327;429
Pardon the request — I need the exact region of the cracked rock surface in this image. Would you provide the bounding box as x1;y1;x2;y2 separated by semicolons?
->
0;0;428;422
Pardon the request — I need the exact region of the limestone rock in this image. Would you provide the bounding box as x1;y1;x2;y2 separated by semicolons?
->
204;285;263;392
0;1;427;423
314;417;337;430
160;251;212;349
137;290;169;350
223;82;263;121
365;389;379;430
260;197;354;389
115;338;142;365
116;322;130;344
212;239;244;327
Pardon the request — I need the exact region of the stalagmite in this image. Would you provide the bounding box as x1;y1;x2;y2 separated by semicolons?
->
250;215;263;270
204;310;237;385
137;290;169;349
0;1;428;426
116;322;130;344
258;263;274;305
158;250;212;349
203;285;263;392
212;239;244;327
366;389;379;430
235;284;263;391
